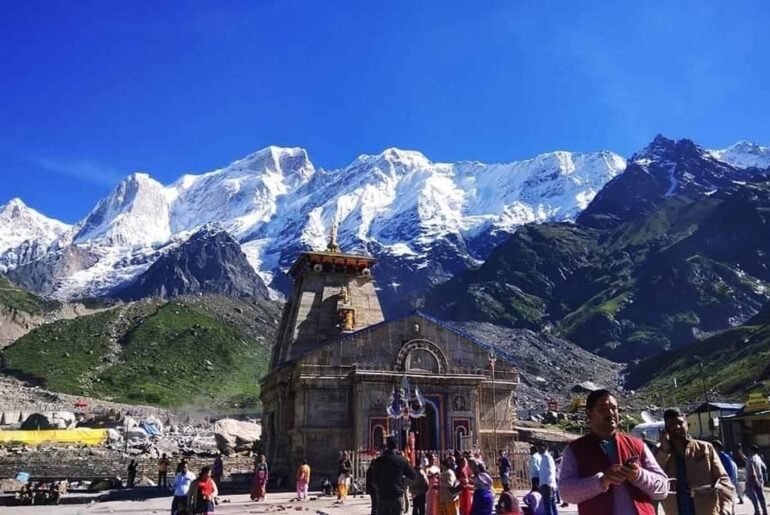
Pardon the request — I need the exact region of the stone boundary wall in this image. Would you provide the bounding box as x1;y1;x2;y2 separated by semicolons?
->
0;452;255;481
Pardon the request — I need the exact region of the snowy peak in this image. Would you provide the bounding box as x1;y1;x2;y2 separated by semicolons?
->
355;147;434;169
0;197;70;254
16;137;755;306
263;146;626;270
2;197;27;213
579;135;762;228
169;146;316;238
635;136;770;172
632;134;704;165
709;140;770;170
73;172;172;246
221;146;315;185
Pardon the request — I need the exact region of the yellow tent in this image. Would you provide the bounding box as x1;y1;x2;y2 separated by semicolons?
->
0;428;107;446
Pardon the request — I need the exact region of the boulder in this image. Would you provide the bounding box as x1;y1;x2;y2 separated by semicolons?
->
50;411;77;429
105;428;122;445
122;415;138;430
135;475;156;487
214;419;261;453
126;427;149;444
154;436;179;455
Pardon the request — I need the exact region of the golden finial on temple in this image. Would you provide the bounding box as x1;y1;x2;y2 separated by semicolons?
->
326;219;341;253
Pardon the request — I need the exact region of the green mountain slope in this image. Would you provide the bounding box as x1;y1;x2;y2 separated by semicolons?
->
627;305;770;401
0;295;280;409
0;275;60;315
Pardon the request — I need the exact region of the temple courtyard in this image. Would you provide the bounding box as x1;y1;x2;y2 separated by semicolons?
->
0;490;765;515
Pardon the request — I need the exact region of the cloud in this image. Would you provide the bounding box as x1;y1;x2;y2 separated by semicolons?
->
30;156;124;186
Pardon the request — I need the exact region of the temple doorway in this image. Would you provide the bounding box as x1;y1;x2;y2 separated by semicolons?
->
410;400;439;450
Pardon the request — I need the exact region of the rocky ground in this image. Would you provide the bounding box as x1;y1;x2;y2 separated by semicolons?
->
0;375;170;418
0;302;110;349
0;374;176;423
456;322;625;412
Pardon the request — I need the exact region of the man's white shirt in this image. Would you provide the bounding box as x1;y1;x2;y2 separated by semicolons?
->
539;451;557;488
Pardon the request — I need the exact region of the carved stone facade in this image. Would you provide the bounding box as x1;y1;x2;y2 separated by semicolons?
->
260;244;519;483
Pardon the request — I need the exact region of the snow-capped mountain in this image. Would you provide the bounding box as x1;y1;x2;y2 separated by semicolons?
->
4;137;767;312
0;198;71;272
169;146;315;238
579;135;767;228
73;172;174;246
709;141;770;170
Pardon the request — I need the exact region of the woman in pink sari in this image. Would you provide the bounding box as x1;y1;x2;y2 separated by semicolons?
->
425;454;441;515
456;457;474;515
251;454;269;502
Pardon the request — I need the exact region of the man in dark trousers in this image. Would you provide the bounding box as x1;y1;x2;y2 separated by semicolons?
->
158;453;170;490
372;436;417;515
127;459;138;488
366;455;379;515
499;450;512;491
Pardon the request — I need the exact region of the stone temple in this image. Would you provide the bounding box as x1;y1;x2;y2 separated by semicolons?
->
260;231;519;482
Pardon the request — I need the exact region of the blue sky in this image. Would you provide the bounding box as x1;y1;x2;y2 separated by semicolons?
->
1;0;769;223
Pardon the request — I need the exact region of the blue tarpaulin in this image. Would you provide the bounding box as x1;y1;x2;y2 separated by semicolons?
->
139;422;161;436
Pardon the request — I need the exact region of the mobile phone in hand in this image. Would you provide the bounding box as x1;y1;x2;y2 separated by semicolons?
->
624;456;640;467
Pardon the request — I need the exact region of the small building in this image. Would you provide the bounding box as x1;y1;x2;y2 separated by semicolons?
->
721;393;770;454
686;402;744;439
260;231;519;483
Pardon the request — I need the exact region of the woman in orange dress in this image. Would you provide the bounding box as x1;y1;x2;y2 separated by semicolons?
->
456;457;474;515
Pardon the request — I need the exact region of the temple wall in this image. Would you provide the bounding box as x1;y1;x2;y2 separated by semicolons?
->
262;312;519;484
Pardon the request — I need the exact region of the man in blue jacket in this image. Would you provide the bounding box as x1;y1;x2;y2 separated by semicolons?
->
713;440;738;514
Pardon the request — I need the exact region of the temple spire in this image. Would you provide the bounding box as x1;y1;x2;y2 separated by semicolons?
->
326;220;341;253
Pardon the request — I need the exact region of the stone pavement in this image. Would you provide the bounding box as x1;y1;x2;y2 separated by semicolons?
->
0;489;766;515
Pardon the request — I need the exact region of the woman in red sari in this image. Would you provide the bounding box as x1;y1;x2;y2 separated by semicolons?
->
456;457;474;515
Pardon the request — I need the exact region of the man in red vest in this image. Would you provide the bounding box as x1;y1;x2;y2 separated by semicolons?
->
558;389;668;514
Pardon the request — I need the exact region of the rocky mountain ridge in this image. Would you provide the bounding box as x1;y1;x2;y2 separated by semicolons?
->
426;136;770;361
114;226;270;301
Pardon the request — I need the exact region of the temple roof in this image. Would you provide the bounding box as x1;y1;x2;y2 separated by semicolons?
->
342;310;519;365
265;310;518;375
288;250;377;278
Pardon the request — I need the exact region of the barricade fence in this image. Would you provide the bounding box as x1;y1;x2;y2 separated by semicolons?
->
342;447;531;492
